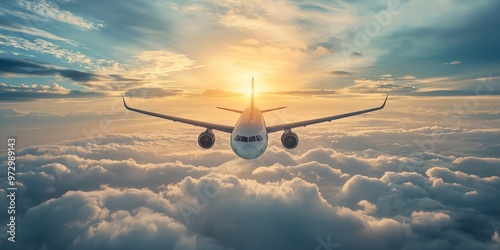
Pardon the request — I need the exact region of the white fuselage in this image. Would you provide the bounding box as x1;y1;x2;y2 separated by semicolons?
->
230;107;268;159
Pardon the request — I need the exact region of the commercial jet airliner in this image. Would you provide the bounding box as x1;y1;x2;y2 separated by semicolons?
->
122;78;388;159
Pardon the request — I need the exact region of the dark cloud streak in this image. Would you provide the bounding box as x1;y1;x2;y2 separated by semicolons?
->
331;70;355;76
0;58;98;82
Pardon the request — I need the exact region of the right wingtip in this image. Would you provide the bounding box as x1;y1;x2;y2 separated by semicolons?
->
381;93;389;109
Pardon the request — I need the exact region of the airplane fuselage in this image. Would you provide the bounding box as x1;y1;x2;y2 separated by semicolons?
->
230;107;268;159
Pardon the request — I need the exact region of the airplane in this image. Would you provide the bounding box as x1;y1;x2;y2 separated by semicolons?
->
122;78;388;159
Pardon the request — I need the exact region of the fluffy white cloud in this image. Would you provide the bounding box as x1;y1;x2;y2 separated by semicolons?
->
1;124;499;249
2;82;69;93
1;94;500;249
411;211;451;237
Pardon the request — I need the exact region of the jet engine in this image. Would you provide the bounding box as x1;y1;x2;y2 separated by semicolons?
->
198;130;215;149
281;131;299;149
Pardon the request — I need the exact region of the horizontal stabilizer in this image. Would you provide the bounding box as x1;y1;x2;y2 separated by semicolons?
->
217;107;243;113
261;106;287;113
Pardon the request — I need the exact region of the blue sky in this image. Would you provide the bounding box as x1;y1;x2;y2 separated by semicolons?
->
1;1;500;249
1;0;499;98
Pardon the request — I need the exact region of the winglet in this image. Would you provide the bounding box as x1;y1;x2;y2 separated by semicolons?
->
380;94;389;109
122;94;129;109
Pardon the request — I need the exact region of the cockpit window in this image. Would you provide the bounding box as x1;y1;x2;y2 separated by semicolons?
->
234;135;264;142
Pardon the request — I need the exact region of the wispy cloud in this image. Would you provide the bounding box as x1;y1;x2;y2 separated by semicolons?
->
443;61;462;65
269;90;337;96
126;50;197;79
125;87;183;98
17;0;104;30
0;34;95;66
397;75;416;80
0;20;76;45
186;89;243;98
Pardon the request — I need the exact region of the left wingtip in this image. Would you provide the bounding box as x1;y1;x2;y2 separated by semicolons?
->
122;94;128;108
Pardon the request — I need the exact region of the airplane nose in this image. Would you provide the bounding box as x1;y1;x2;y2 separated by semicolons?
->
242;145;258;159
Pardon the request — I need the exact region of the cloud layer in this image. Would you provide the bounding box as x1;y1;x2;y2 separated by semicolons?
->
1;121;499;249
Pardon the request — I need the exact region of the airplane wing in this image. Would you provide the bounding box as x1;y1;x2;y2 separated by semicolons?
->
266;95;388;133
122;96;234;133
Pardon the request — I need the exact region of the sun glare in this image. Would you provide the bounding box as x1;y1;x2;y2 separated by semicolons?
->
230;73;263;98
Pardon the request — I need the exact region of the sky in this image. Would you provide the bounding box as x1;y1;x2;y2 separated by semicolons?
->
0;0;499;249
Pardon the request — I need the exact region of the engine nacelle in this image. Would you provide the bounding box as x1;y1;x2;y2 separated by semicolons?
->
281;131;299;149
198;131;215;149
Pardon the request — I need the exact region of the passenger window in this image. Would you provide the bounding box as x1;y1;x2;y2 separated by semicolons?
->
241;136;248;142
249;136;256;142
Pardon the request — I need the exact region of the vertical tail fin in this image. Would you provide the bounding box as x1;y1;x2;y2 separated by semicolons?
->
251;77;254;110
